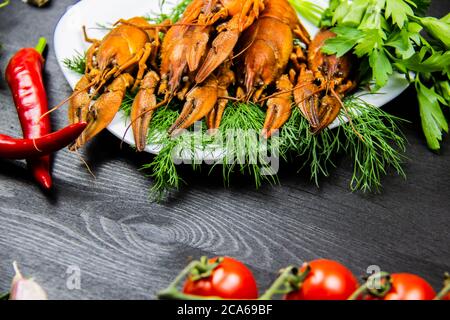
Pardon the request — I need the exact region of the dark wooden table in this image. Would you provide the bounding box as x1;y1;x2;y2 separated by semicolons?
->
0;0;449;300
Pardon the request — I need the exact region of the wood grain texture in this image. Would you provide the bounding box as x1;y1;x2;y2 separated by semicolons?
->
0;1;449;300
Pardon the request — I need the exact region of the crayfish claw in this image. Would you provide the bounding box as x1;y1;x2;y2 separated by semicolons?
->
73;74;134;149
206;98;227;131
131;71;160;152
262;75;293;139
169;77;219;135
294;65;321;128
312;95;341;134
69;75;91;125
195;30;239;84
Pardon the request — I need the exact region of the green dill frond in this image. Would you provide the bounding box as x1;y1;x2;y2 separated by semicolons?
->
220;102;265;131
63;51;86;75
147;106;181;144
142;106;183;201
281;108;342;185
146;0;192;24
341;97;407;192
120;91;137;117
142;139;183;202
218;102;279;188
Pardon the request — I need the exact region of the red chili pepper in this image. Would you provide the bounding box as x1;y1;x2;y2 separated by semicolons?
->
0;123;87;159
6;38;53;189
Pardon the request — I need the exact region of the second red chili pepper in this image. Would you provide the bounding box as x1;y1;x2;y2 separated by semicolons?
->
6;37;52;189
0;123;87;159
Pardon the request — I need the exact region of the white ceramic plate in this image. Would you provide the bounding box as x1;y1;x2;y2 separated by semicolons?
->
54;0;410;155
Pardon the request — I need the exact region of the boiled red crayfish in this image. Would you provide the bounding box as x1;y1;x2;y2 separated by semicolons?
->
159;0;265;96
294;29;355;133
69;17;164;151
236;0;310;138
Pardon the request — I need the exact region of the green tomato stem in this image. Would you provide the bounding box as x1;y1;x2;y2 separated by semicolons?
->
258;265;310;300
348;272;392;300
434;273;450;300
157;257;226;300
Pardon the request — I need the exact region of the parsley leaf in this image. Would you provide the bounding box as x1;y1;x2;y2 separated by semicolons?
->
417;82;449;150
369;49;393;89
385;0;414;29
397;50;450;73
322;27;363;57
315;0;450;150
385;28;415;58
354;29;386;57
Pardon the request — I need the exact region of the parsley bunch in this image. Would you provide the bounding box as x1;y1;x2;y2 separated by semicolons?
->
321;0;450;150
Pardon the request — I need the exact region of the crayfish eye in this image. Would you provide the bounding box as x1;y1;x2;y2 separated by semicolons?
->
313;78;321;86
335;71;344;77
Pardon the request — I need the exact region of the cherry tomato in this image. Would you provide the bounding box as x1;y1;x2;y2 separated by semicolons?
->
285;259;359;300
183;257;258;299
372;273;436;300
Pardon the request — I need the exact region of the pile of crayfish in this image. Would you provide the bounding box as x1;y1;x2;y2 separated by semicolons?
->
68;0;356;152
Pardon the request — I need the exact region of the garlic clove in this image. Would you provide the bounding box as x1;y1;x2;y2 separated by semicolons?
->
9;262;48;300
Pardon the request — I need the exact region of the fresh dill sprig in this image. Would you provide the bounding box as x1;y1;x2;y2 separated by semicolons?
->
146;0;192;24
142;107;183;201
146;105;180;144
120;91;137;118
281;103;406;191
63;51;86;74
218;102;279;188
142;138;183;202
281;108;342;185
341;97;407;192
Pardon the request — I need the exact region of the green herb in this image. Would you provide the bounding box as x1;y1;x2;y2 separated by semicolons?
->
320;0;450;150
140;102;281;200
146;0;192;24
120;91;137;118
141;106;184;201
143;139;183;201
282;103;406;191
218;102;280;189
281;108;342;186
289;0;324;26
341;97;407;192
63;51;86;74
94;22;113;31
